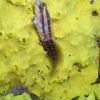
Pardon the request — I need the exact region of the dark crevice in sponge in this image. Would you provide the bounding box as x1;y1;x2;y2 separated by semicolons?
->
92;11;98;16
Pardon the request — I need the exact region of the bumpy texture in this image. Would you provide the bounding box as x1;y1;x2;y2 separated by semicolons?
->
0;0;100;100
0;93;31;100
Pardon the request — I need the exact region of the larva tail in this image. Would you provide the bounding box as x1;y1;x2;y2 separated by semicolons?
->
43;39;58;67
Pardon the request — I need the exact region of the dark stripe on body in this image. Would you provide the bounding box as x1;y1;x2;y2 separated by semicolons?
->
39;4;45;39
43;39;57;63
39;3;51;41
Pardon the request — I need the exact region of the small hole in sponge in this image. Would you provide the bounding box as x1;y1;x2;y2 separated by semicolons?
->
69;54;71;57
90;0;94;4
92;11;98;16
73;63;82;72
75;17;79;20
71;96;79;100
56;12;61;17
84;95;88;97
0;32;2;36
22;38;26;43
37;69;40;73
25;0;28;3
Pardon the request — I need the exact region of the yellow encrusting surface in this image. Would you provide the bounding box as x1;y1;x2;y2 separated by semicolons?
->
0;0;100;100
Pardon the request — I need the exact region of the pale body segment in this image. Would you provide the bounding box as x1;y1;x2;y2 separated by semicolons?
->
32;0;52;42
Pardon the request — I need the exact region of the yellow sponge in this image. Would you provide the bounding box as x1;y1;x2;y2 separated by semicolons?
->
0;0;100;100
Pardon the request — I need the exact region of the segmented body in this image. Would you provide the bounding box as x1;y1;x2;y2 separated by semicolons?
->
32;0;57;64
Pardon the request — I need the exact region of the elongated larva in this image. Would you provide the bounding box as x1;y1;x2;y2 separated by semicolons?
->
32;0;58;66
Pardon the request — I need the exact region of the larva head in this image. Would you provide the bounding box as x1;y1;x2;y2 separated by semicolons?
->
35;0;42;6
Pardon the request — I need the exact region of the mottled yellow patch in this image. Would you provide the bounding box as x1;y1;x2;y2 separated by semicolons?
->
0;93;31;100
